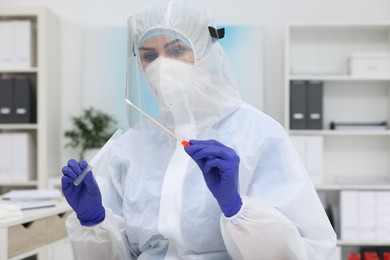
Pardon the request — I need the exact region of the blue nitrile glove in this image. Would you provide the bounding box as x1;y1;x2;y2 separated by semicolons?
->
184;139;242;217
61;159;105;226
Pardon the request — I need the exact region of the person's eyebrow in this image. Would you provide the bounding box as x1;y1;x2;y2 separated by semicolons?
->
163;39;181;48
139;47;155;51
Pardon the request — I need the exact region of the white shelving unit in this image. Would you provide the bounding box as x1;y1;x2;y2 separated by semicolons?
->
285;22;390;258
0;7;72;260
0;7;60;194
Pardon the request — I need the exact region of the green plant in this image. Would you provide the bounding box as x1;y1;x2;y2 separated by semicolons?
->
64;107;116;159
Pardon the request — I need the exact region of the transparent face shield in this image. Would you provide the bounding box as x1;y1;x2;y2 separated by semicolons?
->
126;19;196;128
125;22;159;128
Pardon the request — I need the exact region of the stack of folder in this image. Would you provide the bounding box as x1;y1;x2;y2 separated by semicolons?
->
341;191;390;242
290;80;323;130
0;20;32;68
0;132;35;182
0;77;35;124
289;135;324;185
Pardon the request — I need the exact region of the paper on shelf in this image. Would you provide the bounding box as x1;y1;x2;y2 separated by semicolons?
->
10;200;57;210
2;189;62;201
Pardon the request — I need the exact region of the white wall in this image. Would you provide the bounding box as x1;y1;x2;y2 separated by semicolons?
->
1;0;390;165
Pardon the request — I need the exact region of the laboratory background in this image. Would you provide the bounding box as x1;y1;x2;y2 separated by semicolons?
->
1;0;390;259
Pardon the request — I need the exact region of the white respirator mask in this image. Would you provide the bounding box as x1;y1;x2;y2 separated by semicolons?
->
144;57;194;108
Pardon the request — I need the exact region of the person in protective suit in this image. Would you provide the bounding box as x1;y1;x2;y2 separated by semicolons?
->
61;0;337;259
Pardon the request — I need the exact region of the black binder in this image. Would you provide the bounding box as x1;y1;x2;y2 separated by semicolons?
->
13;77;35;123
306;81;323;129
0;78;13;123
290;81;306;129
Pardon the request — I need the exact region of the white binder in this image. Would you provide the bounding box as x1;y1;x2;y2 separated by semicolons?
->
0;133;12;182
13;20;32;68
340;191;359;240
376;192;390;241
289;135;324;185
0;21;14;68
306;136;324;185
358;191;376;241
10;133;35;181
0;20;32;68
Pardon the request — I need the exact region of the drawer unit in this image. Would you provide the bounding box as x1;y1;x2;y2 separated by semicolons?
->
8;217;48;257
7;211;71;258
0;203;72;260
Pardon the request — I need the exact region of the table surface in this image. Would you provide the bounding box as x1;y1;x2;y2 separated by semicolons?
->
0;200;72;228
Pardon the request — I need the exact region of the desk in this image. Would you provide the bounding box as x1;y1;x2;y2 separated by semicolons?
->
0;202;72;260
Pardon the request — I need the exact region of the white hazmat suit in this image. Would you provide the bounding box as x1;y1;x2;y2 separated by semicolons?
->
65;0;337;259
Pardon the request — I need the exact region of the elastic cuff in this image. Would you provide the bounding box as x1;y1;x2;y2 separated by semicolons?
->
221;195;243;218
222;197;247;222
78;208;106;227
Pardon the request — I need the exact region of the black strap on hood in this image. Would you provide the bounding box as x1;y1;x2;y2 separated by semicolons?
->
208;26;225;41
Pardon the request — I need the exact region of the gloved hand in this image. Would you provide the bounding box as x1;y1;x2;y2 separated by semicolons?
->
61;159;105;226
184;139;242;217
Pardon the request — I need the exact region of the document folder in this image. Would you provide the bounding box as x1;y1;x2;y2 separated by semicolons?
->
0;21;14;68
290;81;306;129
306;81;323;129
0;78;13;123
13;20;32;68
13;77;35;123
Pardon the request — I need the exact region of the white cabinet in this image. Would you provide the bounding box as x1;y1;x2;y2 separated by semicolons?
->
0;203;72;260
285;22;390;258
0;7;60;194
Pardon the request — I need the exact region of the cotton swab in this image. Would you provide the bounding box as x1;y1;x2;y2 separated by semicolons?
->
73;128;124;186
125;98;190;147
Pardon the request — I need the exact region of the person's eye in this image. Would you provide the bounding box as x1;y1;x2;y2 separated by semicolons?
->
169;46;185;57
142;52;158;62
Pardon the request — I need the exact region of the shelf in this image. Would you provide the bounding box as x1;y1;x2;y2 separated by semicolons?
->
0;181;38;187
316;184;390;191
288;130;390;136
289;75;390;81
0;68;38;73
337;240;390;247
0;7;60;196
0;124;38;130
286;22;390;254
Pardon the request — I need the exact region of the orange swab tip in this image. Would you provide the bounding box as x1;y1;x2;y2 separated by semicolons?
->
181;140;190;147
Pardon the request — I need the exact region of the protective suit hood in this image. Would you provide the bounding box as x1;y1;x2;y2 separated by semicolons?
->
126;0;242;137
